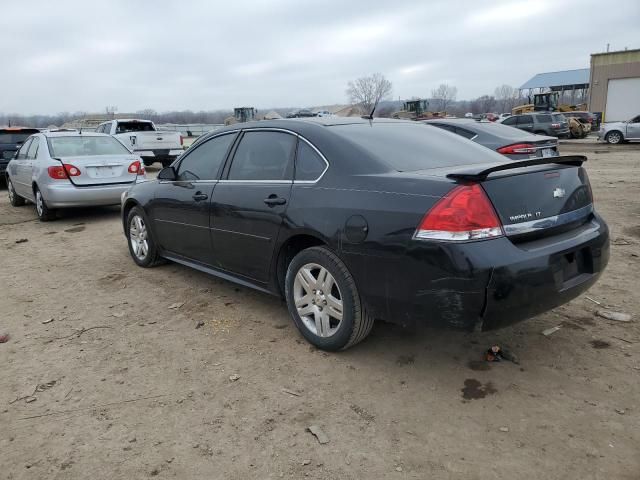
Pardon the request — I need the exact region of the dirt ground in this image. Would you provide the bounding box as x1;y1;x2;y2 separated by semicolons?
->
1;144;639;480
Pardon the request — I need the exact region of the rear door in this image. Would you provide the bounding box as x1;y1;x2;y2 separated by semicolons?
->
210;130;296;283
151;132;237;264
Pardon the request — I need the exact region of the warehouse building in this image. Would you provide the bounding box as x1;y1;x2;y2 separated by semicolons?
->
589;48;640;122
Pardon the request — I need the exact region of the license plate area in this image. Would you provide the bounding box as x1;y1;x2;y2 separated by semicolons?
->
541;148;557;158
89;166;118;178
553;247;594;290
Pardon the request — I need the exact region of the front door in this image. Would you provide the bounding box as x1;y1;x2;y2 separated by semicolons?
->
210;130;296;283
517;114;534;133
150;132;237;265
11;138;33;198
627;115;640;139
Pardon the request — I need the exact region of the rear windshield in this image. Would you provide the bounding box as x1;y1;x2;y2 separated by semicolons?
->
116;121;154;133
0;131;38;144
331;123;504;171
48;136;131;157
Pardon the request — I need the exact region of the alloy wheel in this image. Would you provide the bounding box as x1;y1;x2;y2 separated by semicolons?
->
8;180;15;202
607;132;622;144
36;190;44;216
293;262;344;337
129;215;149;261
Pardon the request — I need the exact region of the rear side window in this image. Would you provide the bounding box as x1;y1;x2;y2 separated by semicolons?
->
27;137;40;159
295;140;326;181
177;133;236;181
536;114;552;122
228;131;295;181
517;115;533;125
552;114;566;122
502;116;517;126
116;122;154;133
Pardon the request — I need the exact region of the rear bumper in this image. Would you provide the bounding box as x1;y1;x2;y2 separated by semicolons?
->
42;181;134;208
135;149;183;158
348;213;609;331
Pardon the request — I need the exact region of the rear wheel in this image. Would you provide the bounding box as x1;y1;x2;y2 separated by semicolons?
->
34;186;56;221
7;177;26;207
605;131;623;144
285;246;374;351
161;159;173;168
126;206;163;267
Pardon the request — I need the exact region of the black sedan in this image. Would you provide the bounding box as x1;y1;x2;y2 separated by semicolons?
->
121;118;609;351
424;119;559;160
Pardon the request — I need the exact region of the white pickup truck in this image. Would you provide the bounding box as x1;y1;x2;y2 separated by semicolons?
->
96;119;183;167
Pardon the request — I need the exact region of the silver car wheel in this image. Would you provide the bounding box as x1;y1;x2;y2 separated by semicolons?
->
129;215;149;260
36;190;44;216
293;262;344;337
8;180;15;202
607;131;622;144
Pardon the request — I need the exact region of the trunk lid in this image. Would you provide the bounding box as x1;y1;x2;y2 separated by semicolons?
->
58;154;140;186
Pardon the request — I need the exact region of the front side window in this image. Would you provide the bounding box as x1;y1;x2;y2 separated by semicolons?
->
295;140;326;181
502;116;517;126
16;138;32;159
227;131;295;181
176;133;236;181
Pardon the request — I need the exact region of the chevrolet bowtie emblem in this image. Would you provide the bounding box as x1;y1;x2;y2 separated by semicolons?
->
553;188;566;198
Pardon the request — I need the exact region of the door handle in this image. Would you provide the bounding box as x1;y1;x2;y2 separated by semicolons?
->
264;195;287;206
192;192;208;201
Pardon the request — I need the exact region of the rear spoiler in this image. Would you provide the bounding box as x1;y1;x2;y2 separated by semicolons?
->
446;155;587;182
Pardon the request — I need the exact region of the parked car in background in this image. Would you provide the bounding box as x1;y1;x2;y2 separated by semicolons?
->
498;113;511;121
483;113;500;122
0;127;40;179
121;117;608;351
501;113;570;137
286;109;317;118
96;119;183;167
464;112;474;118
315;110;334;117
6;131;146;221
424;118;559;160
598;115;640;144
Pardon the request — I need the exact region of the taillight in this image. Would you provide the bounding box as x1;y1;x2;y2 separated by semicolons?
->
47;166;68;180
47;164;80;179
180;135;184;146
414;184;503;241
497;143;536;155
64;164;81;176
128;160;144;175
551;123;560;128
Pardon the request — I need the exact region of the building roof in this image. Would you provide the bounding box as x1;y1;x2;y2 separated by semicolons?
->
520;68;590;90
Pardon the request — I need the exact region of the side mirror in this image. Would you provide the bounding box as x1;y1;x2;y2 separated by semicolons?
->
157;166;177;181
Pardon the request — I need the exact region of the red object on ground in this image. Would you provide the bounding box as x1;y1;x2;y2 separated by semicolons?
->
0;334;10;343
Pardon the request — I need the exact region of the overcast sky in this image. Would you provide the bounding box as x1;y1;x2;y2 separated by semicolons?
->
1;0;638;115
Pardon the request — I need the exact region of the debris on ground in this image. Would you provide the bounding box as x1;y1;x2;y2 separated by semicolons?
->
229;374;240;382
596;310;632;322
281;388;302;397
195;320;205;329
110;312;125;318
499;426;509;432
168;302;185;310
0;333;10;343
615;409;626;415
302;459;311;466
25;396;37;403
485;346;520;364
15;238;28;244
42;318;55;324
542;326;562;337
395;466;403;472
307;425;329;444
585;296;602;305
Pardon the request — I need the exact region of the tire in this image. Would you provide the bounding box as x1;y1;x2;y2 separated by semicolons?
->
142;159;154;167
161;159;173;168
285;246;374;351
34;186;56;221
7;177;26;207
126;206;163;267
605;131;623;145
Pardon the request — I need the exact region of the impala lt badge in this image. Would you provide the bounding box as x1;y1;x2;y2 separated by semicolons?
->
553;187;566;198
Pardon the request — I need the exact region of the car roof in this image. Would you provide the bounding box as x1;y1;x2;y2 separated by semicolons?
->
42;131;111;138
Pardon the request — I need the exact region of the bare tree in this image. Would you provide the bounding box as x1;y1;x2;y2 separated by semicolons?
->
346;73;393;116
472;95;497;113
494;85;519;113
431;83;457;112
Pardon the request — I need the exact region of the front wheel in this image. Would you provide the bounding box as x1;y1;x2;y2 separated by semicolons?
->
605;131;623;144
35;187;56;221
7;177;26;207
285;246;374;351
126;206;163;267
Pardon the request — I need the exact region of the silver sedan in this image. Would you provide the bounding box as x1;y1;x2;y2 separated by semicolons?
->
5;130;146;221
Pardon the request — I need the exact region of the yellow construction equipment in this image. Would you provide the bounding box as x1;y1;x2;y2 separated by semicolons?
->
392;99;446;121
511;93;590;138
